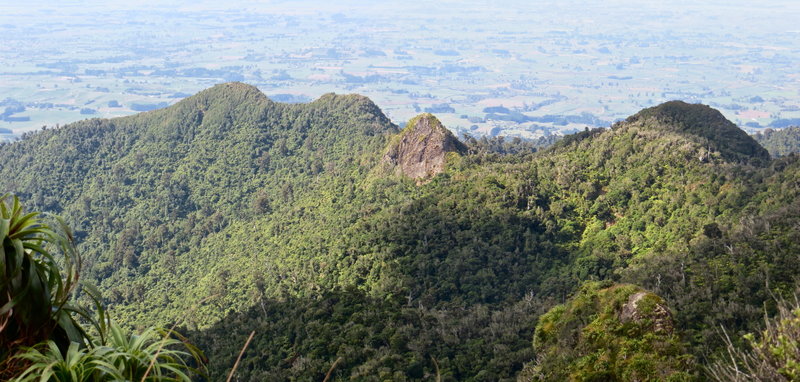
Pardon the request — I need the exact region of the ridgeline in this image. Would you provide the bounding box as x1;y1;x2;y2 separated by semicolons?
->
1;83;798;380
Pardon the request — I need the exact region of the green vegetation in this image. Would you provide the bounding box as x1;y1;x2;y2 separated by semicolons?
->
623;101;770;165
0;194;88;378
522;282;695;381
753;126;800;157
1;83;798;380
0;196;204;380
13;324;202;382
707;297;800;381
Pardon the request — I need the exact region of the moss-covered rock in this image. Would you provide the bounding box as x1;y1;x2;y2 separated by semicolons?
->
521;281;697;381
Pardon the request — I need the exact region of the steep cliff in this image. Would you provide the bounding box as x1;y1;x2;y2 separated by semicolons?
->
383;113;466;182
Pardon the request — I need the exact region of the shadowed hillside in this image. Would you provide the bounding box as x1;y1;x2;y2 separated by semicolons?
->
623;100;770;164
1;85;798;380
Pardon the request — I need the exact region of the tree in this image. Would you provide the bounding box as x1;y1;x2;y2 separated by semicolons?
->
1;195;206;380
707;297;800;382
0;194;88;378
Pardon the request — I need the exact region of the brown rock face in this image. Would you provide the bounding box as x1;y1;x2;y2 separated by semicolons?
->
383;113;466;182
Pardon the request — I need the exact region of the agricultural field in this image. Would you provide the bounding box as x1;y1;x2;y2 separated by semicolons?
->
1;0;799;141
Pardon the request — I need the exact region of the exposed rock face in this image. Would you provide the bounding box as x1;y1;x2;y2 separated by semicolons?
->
383;113;466;181
620;291;674;334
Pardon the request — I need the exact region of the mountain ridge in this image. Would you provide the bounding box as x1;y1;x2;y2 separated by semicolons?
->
621;100;770;164
0;83;798;380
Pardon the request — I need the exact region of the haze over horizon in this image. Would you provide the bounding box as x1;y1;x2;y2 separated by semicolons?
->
2;2;800;380
2;0;799;140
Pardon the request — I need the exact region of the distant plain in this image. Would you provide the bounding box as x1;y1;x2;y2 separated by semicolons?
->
1;0;799;141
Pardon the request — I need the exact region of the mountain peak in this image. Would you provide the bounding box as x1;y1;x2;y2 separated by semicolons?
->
203;82;267;97
187;82;272;107
383;113;466;182
622;101;770;164
309;93;391;126
628;101;726;127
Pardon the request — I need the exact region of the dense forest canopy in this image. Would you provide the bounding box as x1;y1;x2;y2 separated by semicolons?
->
1;83;798;380
753;126;800;157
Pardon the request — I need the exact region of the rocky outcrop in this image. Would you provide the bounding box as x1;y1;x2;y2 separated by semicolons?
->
527;282;693;381
383;113;466;182
620;291;675;334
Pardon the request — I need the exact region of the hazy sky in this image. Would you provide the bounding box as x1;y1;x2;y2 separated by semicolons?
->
5;1;799;42
2;0;798;136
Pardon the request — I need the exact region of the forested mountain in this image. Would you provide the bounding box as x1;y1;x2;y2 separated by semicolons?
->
1;83;798;381
753;126;800;157
624;101;770;165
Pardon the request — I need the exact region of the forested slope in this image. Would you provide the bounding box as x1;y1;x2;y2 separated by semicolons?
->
1;84;798;380
0;82;397;326
753;126;800;157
